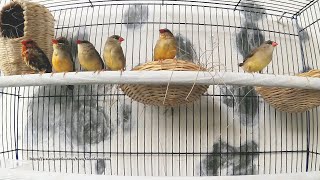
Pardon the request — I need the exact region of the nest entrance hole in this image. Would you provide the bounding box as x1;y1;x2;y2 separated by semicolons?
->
0;2;24;38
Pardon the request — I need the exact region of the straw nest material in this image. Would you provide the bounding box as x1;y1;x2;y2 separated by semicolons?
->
255;69;320;113
120;59;209;107
0;0;54;76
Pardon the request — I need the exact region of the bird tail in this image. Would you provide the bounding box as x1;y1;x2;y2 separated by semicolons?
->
238;63;243;67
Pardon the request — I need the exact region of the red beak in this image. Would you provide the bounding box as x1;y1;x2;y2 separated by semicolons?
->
52;39;58;44
21;40;26;45
272;42;278;47
159;29;165;33
119;37;124;43
76;40;82;44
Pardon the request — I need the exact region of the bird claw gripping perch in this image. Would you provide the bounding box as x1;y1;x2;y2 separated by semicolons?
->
39;71;46;76
158;59;164;65
20;72;28;77
96;70;103;75
173;58;178;64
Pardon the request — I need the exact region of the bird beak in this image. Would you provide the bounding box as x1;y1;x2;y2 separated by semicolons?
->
21;40;26;45
76;40;82;44
52;39;58;44
119;37;124;43
272;42;278;47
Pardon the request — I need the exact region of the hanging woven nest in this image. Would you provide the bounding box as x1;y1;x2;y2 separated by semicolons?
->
255;69;320;113
0;0;54;76
120;59;209;107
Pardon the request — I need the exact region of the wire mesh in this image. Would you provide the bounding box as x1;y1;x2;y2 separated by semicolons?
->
0;0;319;176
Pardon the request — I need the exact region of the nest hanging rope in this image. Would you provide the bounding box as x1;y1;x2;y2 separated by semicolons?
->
120;59;209;107
255;69;320;113
0;0;54;76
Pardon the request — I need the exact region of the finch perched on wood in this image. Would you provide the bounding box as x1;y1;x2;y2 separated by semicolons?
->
52;37;74;90
103;35;126;73
153;28;177;62
21;39;52;74
238;40;278;73
52;37;74;74
77;40;104;72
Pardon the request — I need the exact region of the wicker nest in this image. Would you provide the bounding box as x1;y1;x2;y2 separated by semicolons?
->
0;0;54;76
120;59;209;107
255;69;320;113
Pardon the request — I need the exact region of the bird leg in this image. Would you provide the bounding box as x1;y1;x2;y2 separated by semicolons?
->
120;69;124;76
157;59;164;70
20;72;27;77
50;72;55;77
94;70;101;74
250;72;255;77
173;58;178;64
63;72;67;77
39;71;46;76
96;69;105;75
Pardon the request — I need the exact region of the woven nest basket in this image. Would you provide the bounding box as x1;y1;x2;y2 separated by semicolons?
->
255;69;320;113
120;59;209;107
0;0;54;76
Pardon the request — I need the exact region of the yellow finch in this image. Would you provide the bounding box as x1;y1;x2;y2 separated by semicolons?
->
77;40;104;72
238;40;278;73
154;28;177;62
52;37;74;90
103;35;126;73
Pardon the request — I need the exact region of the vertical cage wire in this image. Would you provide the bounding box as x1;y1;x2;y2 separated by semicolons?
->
298;0;320;172
0;0;319;177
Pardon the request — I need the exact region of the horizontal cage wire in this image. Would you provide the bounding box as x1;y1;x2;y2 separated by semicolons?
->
0;0;319;177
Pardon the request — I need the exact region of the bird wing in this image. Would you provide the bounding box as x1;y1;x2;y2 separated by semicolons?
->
28;48;52;73
153;39;162;60
111;45;126;68
94;49;105;68
242;47;259;63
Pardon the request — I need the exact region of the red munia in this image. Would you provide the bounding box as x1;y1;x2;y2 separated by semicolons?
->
21;39;52;74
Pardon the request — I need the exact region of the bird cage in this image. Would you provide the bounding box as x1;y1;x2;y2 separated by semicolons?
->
1;0;320;179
